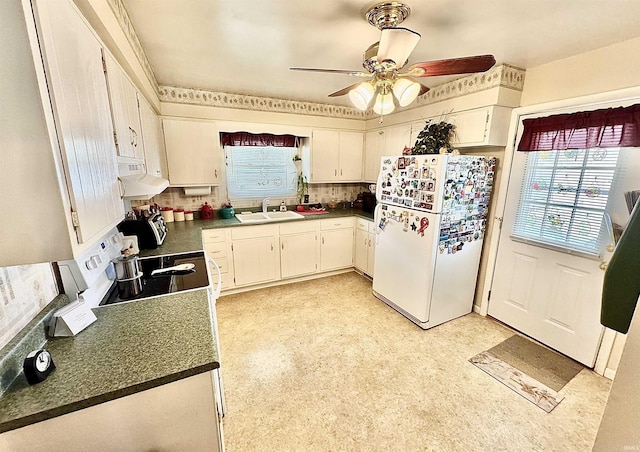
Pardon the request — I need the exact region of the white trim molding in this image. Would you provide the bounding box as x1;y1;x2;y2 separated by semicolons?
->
105;0;159;92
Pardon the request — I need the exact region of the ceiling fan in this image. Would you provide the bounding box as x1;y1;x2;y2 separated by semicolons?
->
290;1;496;115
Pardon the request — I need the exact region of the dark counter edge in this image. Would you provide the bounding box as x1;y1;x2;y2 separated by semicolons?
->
0;361;218;434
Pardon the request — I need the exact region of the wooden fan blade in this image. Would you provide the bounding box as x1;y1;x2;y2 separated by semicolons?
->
408;55;496;77
328;82;364;97
290;67;370;77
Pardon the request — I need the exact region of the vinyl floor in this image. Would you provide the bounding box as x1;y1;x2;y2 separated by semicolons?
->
216;272;611;452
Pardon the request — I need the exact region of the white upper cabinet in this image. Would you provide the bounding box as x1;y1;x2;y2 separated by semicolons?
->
363;123;412;182
310;129;363;182
138;94;168;178
162;118;221;186
103;51;144;162
32;0;124;246
363;129;385;182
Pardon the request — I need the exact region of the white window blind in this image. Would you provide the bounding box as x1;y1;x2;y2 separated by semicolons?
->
225;145;297;200
512;148;620;256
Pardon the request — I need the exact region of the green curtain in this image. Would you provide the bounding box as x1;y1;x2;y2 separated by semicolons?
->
601;202;640;333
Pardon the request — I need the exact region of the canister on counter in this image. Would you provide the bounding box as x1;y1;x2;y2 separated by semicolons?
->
160;207;174;223
185;210;194;221
174;208;185;222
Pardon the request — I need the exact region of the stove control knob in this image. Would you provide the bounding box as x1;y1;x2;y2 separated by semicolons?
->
85;255;101;270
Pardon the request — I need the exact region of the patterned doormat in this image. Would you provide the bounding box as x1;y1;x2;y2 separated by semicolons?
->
469;335;585;412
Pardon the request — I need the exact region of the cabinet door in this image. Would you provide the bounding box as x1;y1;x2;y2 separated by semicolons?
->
320;228;354;271
385;123;413;155
103;52;144;161
138;95;167;178
281;232;317;278
34;0;124;244
232;236;279;286
338;131;363;181
448;108;490;146
311;129;340;181
364;130;385;182
163;119;221;186
366;231;376;277
354;228;369;272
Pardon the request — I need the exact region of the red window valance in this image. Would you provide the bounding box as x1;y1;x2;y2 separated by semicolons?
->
517;104;640;151
220;132;299;148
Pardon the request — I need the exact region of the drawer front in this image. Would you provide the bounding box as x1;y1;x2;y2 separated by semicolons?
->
209;256;229;274
356;218;370;232
231;224;278;240
210;269;234;291
205;241;227;258
279;221;318;235
320;217;355;230
202;229;227;243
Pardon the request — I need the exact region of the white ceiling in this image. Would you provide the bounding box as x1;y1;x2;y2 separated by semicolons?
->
123;0;640;107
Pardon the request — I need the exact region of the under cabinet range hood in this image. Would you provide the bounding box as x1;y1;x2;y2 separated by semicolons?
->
118;162;169;200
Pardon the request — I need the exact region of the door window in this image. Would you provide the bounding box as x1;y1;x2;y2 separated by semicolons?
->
512;148;620;256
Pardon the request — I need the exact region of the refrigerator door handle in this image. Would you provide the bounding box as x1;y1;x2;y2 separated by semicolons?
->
373;203;383;236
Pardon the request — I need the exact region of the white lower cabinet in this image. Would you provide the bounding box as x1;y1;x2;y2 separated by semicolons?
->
280;222;318;279
204;217;364;291
231;225;280;287
320;218;355;272
0;372;222;451
203;229;234;291
354;218;376;277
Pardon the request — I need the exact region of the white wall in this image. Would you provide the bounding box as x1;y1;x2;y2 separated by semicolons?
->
521;36;640;107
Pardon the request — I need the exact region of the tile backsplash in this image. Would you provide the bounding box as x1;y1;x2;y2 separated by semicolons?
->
0;264;58;350
133;183;371;213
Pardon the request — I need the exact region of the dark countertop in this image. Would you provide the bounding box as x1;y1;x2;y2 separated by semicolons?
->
0;290;218;433
140;208;375;258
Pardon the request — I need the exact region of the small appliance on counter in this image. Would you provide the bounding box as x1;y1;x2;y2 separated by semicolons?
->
362;192;377;213
118;213;167;250
201;202;215;220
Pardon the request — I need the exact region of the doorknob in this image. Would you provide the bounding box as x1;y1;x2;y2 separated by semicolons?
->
599;261;608;271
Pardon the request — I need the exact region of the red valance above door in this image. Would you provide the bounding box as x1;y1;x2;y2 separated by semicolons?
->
517;104;640;151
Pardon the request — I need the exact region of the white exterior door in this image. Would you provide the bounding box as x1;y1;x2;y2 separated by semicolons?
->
488;147;605;366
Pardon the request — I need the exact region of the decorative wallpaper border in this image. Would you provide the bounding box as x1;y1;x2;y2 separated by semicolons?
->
159;64;525;120
107;0;525;120
158;86;367;119
106;0;159;92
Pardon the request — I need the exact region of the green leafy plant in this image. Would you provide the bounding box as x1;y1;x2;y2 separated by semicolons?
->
412;120;456;155
292;155;302;162
297;172;308;203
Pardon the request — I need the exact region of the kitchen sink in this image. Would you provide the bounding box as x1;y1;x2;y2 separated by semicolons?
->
235;211;304;223
265;211;304;220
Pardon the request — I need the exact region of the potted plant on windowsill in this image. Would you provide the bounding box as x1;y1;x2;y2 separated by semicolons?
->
296;172;309;208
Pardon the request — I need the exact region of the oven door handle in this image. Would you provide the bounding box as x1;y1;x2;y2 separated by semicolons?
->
207;255;222;299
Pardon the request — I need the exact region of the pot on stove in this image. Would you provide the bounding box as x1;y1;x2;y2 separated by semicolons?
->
113;255;143;299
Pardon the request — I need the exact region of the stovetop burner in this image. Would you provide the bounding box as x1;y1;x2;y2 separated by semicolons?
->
100;251;209;305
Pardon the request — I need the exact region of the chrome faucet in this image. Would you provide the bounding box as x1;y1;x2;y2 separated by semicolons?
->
262;198;270;213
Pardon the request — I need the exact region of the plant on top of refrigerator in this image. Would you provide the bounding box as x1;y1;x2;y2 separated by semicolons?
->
412;120;456;155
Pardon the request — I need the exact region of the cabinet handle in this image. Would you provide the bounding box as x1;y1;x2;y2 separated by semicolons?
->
271;244;273;251
340;169;343;176
281;243;284;250
334;169;337;176
364;238;368;245
322;237;325;245
117;177;125;198
215;169;218;178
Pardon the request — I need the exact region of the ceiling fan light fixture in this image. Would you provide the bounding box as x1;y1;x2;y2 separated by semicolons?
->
392;78;421;107
373;91;395;115
349;82;375;110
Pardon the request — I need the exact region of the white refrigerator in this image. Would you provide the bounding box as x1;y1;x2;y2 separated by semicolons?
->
372;154;496;329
